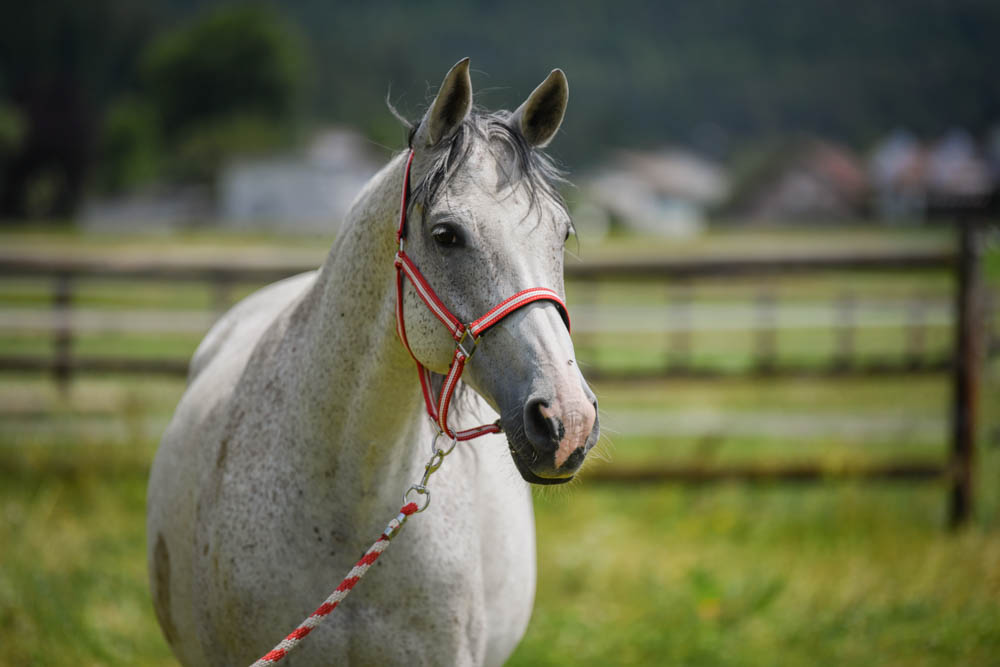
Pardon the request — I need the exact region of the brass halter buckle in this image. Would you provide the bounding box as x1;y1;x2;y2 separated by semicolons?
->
456;328;478;359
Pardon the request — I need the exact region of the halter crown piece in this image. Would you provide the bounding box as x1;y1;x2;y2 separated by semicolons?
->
393;149;571;441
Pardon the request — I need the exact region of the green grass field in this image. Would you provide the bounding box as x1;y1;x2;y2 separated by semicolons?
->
1;225;998;665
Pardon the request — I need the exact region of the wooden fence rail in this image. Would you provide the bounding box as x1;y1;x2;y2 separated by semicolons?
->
0;236;989;525
0;247;966;381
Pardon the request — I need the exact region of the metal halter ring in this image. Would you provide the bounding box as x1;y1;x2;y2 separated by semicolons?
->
429;430;459;457
404;484;431;513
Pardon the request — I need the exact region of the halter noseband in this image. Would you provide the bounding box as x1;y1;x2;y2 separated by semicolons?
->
393;149;571;441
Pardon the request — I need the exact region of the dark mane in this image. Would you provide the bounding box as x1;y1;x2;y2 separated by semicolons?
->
405;109;569;221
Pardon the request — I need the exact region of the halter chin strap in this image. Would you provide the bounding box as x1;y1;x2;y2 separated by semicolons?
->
393;149;571;441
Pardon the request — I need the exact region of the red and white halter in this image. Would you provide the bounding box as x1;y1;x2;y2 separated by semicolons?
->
393;149;571;441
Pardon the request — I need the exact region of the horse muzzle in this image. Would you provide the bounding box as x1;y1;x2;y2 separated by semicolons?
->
505;383;599;485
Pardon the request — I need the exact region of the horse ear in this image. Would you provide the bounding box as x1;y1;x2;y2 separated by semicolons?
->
510;69;569;148
412;58;472;148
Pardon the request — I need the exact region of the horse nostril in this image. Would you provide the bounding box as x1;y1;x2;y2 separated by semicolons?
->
524;398;563;448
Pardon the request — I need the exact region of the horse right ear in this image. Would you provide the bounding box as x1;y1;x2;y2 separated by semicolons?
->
412;58;472;149
510;69;569;148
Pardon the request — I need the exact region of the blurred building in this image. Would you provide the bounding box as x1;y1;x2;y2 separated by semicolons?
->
219;128;383;235
726;139;868;222
869;128;995;220
581;148;728;237
81;128;383;234
80;186;213;232
924;129;993;213
869;129;927;221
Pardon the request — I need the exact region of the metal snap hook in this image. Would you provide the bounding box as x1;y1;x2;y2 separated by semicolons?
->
421;451;445;485
403;484;431;513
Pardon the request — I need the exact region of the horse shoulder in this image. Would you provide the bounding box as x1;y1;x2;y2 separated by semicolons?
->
188;271;318;382
148;270;317;665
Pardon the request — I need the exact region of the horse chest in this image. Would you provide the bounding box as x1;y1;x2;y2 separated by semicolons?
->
194;481;509;665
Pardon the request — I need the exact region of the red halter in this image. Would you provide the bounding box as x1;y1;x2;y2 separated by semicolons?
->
393;150;571;441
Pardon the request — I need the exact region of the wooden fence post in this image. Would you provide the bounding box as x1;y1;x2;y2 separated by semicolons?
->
666;281;692;371
949;219;983;528
754;287;777;373
905;291;927;369
833;289;856;371
53;272;73;394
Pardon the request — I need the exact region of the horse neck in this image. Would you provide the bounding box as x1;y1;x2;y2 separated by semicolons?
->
289;152;427;477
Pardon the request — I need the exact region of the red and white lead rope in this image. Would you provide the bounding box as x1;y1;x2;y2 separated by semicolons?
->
250;502;420;666
250;149;573;665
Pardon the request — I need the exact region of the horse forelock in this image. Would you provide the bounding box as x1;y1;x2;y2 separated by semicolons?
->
405;109;569;229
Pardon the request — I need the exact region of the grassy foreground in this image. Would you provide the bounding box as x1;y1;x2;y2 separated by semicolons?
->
1;225;996;664
1;373;997;666
514;483;1000;666
3;457;999;667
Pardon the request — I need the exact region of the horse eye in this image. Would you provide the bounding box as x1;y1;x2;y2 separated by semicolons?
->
432;224;461;248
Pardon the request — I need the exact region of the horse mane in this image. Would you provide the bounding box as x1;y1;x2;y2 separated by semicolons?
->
399;108;569;226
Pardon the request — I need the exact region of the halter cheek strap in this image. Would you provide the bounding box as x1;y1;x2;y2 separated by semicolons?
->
393;149;571;441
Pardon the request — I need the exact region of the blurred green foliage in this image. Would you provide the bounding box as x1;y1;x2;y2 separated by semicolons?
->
167;113;291;184
0;104;25;156
0;2;307;215
275;0;1000;165
2;0;999;219
142;5;306;138
97;98;160;193
118;5;307;186
0;0;156;217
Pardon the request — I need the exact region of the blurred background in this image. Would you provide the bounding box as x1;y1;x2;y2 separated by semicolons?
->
1;1;998;665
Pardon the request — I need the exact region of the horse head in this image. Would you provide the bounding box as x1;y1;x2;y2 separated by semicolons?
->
398;58;599;484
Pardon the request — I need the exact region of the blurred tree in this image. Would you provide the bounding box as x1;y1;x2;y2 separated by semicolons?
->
96;97;161;193
276;0;1000;166
0;103;26;156
0;0;157;220
141;4;307;183
4;0;999;219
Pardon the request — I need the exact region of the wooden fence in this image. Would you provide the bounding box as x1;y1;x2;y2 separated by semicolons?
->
0;246;971;380
0;224;990;526
569;248;964;379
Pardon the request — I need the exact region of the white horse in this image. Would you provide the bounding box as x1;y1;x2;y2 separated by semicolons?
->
147;58;599;666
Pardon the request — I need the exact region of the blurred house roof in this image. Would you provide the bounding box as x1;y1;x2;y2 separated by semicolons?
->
613;149;729;205
582;148;728;236
726;139;868;222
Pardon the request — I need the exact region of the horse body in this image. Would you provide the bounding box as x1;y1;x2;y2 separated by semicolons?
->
148;60;596;666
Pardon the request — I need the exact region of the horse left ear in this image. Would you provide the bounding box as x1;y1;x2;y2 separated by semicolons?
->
510;69;569;148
